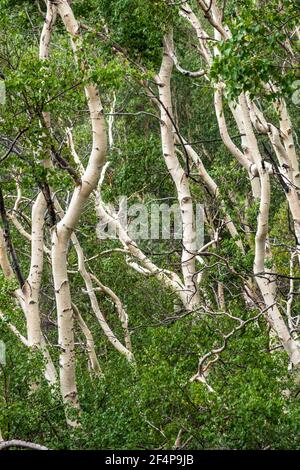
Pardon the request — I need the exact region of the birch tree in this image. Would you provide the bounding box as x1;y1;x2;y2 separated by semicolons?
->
1;0;300;450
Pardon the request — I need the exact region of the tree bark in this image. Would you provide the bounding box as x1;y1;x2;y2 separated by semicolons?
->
50;0;107;423
156;33;199;309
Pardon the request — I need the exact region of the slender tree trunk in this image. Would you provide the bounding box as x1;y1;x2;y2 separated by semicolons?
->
50;0;107;423
23;193;46;348
156;33;199;309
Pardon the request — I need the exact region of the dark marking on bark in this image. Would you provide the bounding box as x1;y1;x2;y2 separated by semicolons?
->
40;182;57;227
0;187;25;287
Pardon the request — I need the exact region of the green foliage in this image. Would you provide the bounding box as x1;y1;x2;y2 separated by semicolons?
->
1;0;300;452
211;0;300;101
0;274;19;312
96;0;174;67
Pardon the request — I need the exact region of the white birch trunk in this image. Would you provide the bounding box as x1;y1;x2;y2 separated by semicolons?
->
0;226;57;385
156;33;199;309
50;0;107;421
23;193;46;348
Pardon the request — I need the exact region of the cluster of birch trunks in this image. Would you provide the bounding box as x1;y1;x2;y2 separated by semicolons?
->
0;0;299;428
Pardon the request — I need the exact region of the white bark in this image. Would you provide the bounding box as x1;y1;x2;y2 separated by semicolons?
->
23;193;46;348
179;2;212;65
40;0;57;157
90;273;132;353
72;303;102;377
164;34;205;77
95;200;190;307
0;440;48;451
68;120;191;309
50;0;107;419
177;134;245;253
177;2;300;370
0;226;57;385
248;97;300;255
253;169;300;368
55;198;134;363
22;193;57;386
7;196;106;378
64;134;134;359
155;33;199;308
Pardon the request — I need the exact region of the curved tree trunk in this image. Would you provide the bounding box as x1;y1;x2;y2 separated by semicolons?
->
156;33;199;309
50;0;107;424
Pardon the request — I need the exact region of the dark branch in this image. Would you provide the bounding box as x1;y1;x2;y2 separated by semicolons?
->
0;187;25;287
